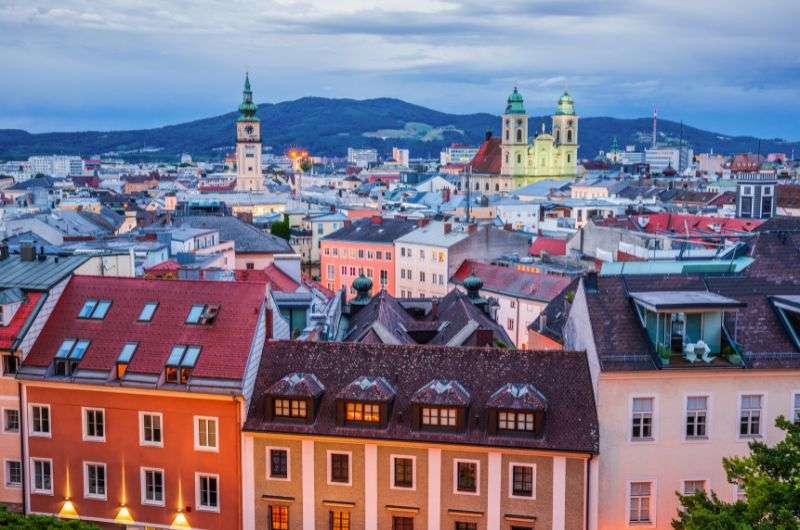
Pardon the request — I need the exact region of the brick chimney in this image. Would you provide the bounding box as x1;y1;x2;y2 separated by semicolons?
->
370;215;382;225
441;188;451;202
443;223;452;234
468;223;478;234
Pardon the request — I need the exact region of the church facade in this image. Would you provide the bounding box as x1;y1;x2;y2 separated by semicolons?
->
501;87;579;186
235;73;265;192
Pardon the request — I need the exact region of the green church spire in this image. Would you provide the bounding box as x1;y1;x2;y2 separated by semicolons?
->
555;91;575;116
505;86;526;114
238;72;259;122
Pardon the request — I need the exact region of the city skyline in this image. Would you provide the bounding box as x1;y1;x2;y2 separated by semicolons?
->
1;0;799;139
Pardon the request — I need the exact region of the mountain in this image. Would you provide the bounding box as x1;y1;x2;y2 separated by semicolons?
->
0;97;797;163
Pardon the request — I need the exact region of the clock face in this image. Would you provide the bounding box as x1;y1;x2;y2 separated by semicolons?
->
245;125;254;135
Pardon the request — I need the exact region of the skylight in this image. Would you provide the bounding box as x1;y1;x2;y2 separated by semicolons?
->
186;304;205;324
138;302;158;322
55;339;90;360
165;345;201;384
117;342;137;363
78;299;112;319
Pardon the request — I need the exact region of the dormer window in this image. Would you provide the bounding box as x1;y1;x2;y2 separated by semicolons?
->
274;399;307;419
422;406;457;427
0;288;25;326
79;299;112;319
498;411;534;432
164;345;201;384
410;379;470;432
116;342;137;379
487;383;547;437
264;372;325;424
185;304;219;325
138;302;158;322
54;339;90;376
345;402;380;423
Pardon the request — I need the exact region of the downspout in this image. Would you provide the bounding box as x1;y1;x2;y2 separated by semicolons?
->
585;452;593;530
18;381;26;515
236;395;243;530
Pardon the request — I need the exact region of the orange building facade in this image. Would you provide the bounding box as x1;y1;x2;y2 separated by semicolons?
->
320;217;417;297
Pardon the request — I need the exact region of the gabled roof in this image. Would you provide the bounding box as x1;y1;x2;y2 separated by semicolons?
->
177;215;292;253
452;260;572;303
487;383;548;410
411;379;471;406
467;137;502;175
529;237;568;257
0;291;43;351
265;372;325;398
22;276;265;384
0;255;89;291
322;217;417;244
244;341;598;453
337;376;396;402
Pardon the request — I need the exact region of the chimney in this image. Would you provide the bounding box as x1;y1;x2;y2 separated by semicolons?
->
343;219;352;227
485;130;492;142
417;218;429;228
444;223;452;235
370;215;382;225
468;223;477;234
585;271;599;293
329;205;336;212
503;223;512;231
20;242;35;262
37;245;46;261
441;188;451;203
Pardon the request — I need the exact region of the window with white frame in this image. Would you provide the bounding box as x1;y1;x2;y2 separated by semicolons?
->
794;393;800;425
735;481;747;502
83;408;105;441
196;473;219;512
141;468;164;505
629;481;652;524
84;462;107;499
31;459;52;494
140;412;163;446
5;460;21;488
195;416;218;451
509;463;535;498
631;397;654;440
740;395;762;437
685;396;708;439
267;448;289;479
30;405;50;436
683;480;705;496
3;409;19;433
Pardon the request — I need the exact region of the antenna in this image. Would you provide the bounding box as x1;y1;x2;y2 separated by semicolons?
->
678;121;684;174
652;107;658;149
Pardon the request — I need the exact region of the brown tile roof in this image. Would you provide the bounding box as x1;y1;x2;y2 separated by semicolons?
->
244;341;599;453
452;260;572;302
467;138;502;175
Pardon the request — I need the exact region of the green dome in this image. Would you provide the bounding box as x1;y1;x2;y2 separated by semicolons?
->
505;87;526;114
352;274;373;299
463;273;483;295
238;72;260;122
555;91;575;116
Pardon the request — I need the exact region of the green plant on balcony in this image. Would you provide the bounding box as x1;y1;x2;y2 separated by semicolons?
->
657;344;672;365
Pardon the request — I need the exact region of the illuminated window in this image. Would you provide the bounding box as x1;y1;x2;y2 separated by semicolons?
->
269;506;289;530
116;342;137;379
330;511;350;530
421;407;457;427
498;411;534;432
165;345;201;384
345;402;380;423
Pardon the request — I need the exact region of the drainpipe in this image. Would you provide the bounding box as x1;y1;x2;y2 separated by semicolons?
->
585;452;593;530
18;381;26;515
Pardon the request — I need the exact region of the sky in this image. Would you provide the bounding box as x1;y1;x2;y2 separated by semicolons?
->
0;0;798;139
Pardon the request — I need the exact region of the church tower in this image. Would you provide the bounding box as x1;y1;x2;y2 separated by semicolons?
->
500;87;529;177
235;73;265;192
552;91;579;176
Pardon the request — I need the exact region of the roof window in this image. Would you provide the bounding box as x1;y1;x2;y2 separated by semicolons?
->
53;339;90;376
78;299;112;319
138;302;158;322
165;345;201;384
185;304;220;325
116;342;137;379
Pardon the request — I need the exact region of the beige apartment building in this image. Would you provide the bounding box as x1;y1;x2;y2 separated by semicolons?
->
394;221;529;299
243;341;599;530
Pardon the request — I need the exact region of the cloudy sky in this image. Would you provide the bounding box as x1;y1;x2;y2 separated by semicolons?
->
1;0;798;139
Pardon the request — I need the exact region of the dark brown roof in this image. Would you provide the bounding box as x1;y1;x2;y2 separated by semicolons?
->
245;341;599;453
411;379;471;406
336;376;396;402
265;372;325;398
487;383;548;410
747;216;800;282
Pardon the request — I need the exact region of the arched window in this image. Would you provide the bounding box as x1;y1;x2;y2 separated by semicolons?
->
517;154;522;163
485;183;489;191
556;130;561;143
516;129;523;142
505;152;510;163
495;184;500;191
475;182;480;190
505;130;510;141
567;154;571;163
567;130;573;143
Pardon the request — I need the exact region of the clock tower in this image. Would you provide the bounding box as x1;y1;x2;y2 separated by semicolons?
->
235;73;265;192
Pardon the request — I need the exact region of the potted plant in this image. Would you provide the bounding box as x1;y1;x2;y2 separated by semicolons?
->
657;344;672;366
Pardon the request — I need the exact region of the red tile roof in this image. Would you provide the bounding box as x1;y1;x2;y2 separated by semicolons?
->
0;292;43;351
24;276;265;381
467;138;502;174
144;259;181;273
597;213;762;239
451;260;572;302
264;264;300;292
529;237;568;257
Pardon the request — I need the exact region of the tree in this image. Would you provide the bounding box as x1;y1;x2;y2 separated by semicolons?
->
0;507;100;529
270;214;291;241
673;416;800;530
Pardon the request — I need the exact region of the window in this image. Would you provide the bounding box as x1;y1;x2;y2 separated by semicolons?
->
5;460;21;488
510;464;535;498
419;249;425;259
78;299;111;319
631;397;654;440
3;409;19;433
380;270;388;287
629;482;652;524
141;468;164;505
165;345;201;384
330;511;350;530
328;452;350;485
498;411;534;432
2;354;18;375
393;516;413;530
419;272;426;282
345;402;380;423
54;338;90;376
138;302;158;321
341;266;347;275
401;269;406;280
422;406;457;427
740;394;762;437
195;416;218;451
83;408;105;441
358;249;364;258
327;265;335;279
376;251;383;260
391;456;414;489
455;522;477;530
683;480;705;495
196;473;219;511
686;396;708;439
507;319;514;331
455;460;478;494
140;412;163;447
32;458;52;494
401;247;406;257
30;405;50;436
274;398;307;419
794;393;800;425
386;251;391;260
268;448;289;479
269;505;289;530
186;304;206;324
116;342;137;379
84;462;107;499
246;262;255;270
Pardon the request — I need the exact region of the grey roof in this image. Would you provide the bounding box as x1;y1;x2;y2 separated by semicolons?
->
176;215;292;253
629;291;745;311
0;288;26;305
323;217;417;244
394;221;470;247
0;255;89;290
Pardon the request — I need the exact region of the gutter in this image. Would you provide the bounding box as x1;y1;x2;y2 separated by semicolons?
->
585;452;593;530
